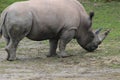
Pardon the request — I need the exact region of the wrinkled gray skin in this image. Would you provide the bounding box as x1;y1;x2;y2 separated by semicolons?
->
0;0;110;61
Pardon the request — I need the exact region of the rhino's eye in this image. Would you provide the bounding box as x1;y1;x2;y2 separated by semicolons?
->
97;41;101;45
89;33;94;41
91;34;94;38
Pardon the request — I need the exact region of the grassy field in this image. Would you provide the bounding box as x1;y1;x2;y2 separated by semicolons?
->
0;0;120;66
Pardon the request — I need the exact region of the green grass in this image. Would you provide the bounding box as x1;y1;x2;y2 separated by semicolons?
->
0;41;6;48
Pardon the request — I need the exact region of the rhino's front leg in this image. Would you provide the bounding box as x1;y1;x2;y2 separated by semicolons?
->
47;39;58;57
59;39;68;57
58;29;75;58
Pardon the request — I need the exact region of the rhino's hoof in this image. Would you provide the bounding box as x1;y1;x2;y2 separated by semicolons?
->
46;54;57;57
58;53;73;58
7;57;16;61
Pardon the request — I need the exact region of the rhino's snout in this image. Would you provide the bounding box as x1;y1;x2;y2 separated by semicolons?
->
85;43;98;52
86;46;98;52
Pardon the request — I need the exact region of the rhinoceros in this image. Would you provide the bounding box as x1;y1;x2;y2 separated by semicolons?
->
0;0;110;61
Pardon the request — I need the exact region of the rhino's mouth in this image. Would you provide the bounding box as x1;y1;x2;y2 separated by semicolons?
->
84;42;98;52
85;46;98;52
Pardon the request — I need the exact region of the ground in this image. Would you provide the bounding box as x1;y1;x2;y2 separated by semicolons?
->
0;38;120;80
0;0;120;80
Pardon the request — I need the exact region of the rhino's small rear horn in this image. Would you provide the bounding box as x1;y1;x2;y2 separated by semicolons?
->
89;12;94;20
95;28;102;35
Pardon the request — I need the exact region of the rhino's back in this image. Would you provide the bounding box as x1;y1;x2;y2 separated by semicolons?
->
28;0;82;26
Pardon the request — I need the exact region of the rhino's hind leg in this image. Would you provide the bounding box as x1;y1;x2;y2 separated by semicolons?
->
5;28;26;61
5;39;19;61
4;37;10;45
58;29;75;58
47;39;58;57
5;32;26;61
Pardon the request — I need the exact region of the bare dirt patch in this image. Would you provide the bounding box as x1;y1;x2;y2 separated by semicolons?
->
0;38;120;80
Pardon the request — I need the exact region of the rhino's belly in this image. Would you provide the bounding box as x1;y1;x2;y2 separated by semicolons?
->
26;31;58;41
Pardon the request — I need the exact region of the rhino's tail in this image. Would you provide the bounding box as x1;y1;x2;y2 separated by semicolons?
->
0;10;7;38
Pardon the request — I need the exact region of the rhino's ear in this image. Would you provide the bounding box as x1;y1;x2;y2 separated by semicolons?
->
89;12;94;20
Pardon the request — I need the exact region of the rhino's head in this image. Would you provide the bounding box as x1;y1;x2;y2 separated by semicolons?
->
76;12;110;52
83;28;110;52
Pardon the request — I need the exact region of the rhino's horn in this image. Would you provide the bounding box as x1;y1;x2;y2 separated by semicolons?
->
95;28;102;35
99;29;110;42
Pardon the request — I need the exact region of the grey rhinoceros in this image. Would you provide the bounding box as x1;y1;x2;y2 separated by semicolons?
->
0;0;110;61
